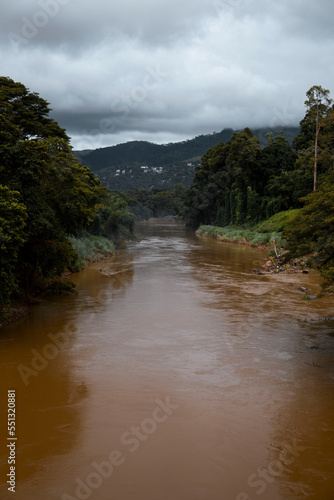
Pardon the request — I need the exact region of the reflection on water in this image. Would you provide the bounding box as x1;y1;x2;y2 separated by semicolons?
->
0;223;334;500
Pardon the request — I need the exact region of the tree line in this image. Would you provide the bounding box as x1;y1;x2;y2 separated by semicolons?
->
183;85;334;292
0;77;134;309
124;185;186;220
184;86;333;228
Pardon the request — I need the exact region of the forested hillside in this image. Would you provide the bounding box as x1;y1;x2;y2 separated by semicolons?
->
75;127;299;191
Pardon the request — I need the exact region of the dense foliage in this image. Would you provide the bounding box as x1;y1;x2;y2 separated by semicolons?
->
0;186;27;306
125;185;186;220
89;191;135;240
283;170;334;293
184;85;334;291
183;128;303;228
0;77;134;307
184;86;334;231
196;225;282;247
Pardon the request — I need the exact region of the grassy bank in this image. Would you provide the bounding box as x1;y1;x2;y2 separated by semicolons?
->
196;225;283;247
196;210;301;248
252;209;301;233
69;235;115;268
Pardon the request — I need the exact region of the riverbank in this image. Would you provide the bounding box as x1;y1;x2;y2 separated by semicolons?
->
0;235;118;329
0;301;29;328
195;210;301;247
196;225;282;248
70;234;116;266
196;224;312;277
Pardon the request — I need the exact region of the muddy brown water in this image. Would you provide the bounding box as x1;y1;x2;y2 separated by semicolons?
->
1;223;334;500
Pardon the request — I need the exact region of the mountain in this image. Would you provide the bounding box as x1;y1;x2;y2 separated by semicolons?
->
74;126;299;192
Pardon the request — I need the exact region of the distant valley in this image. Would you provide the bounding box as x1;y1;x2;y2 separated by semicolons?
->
74;126;299;191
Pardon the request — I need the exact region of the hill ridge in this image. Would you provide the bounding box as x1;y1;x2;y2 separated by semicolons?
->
74;126;299;192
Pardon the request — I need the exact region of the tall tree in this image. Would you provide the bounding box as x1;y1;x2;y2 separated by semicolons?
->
0;76;68;142
294;85;332;190
0;77;107;300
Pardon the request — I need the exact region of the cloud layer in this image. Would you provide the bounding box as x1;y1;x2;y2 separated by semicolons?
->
1;0;334;149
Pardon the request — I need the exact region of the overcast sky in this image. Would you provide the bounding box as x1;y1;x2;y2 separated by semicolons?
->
1;0;334;150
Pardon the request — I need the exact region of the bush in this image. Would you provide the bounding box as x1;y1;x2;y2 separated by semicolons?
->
70;235;115;265
196;225;284;247
253;209;301;233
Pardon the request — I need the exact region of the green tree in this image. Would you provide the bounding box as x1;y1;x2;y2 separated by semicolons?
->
184;129;263;227
260;134;297;182
125;187;185;221
0;186;27;306
293;86;333;190
283;169;334;293
0;77;68;142
151;190;175;218
89;191;135;240
0;77;108;300
183;87;334;240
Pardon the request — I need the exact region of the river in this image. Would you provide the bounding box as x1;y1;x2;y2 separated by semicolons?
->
1;223;334;500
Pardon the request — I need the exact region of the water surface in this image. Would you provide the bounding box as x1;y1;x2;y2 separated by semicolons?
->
1;224;334;500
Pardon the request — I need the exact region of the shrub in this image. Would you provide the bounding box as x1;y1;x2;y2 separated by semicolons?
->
69;235;115;265
253;209;301;233
196;225;281;247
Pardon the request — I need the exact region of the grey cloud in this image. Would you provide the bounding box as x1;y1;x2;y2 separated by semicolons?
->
1;0;334;149
3;0;217;50
282;0;334;40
